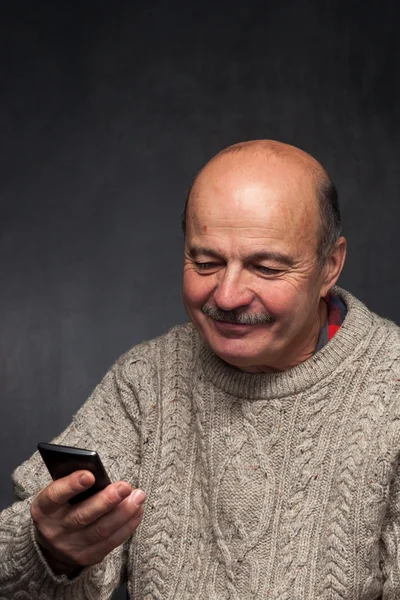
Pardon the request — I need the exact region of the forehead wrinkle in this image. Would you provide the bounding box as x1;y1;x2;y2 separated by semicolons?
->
191;216;307;243
192;185;315;228
189;229;300;254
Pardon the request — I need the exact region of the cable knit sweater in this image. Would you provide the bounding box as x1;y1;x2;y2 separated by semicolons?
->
1;287;400;600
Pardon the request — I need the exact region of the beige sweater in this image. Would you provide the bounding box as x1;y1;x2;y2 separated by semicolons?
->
0;287;399;600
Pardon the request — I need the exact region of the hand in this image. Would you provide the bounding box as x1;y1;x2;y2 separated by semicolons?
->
30;470;146;575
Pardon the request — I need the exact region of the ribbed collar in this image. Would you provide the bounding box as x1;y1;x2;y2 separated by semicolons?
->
198;287;375;400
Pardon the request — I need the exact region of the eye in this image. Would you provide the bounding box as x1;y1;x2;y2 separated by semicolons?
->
256;266;282;275
195;262;218;271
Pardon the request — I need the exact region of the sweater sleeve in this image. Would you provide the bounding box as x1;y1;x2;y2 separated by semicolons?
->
381;454;400;597
0;351;143;600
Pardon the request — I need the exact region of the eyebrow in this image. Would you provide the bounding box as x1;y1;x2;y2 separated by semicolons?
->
188;245;296;267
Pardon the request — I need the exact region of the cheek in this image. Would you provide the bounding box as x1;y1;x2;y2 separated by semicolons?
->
183;272;213;309
257;281;311;320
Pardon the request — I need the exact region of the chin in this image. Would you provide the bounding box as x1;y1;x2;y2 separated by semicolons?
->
194;317;277;366
207;337;266;366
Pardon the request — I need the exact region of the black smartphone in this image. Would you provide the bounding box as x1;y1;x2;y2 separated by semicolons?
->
37;442;112;505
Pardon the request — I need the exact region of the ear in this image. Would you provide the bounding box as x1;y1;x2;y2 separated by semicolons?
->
319;237;347;297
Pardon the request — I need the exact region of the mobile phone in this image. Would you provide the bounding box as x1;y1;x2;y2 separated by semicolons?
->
37;442;112;505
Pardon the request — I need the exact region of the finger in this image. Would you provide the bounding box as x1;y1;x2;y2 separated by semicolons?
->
76;505;145;567
81;489;146;544
34;471;95;516
62;482;139;531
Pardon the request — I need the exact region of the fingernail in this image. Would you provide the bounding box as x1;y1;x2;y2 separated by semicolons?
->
79;473;92;487
131;489;146;505
117;483;131;500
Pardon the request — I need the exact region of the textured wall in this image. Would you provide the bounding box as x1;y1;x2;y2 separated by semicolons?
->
1;1;399;598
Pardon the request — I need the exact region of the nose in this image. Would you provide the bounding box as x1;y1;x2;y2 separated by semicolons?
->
213;268;254;311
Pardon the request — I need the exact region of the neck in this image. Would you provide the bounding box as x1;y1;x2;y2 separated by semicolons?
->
239;298;328;373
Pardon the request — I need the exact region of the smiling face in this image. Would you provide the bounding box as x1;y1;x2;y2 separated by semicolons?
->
183;145;346;372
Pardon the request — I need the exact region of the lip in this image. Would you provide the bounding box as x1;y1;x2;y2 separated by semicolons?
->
212;320;256;334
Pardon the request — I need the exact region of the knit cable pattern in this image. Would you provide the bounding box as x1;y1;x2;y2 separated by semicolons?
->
1;291;399;599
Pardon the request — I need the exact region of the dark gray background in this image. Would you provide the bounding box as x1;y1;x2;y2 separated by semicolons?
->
1;1;399;598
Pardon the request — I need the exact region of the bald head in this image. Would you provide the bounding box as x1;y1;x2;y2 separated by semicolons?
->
182;140;341;266
213;140;322;173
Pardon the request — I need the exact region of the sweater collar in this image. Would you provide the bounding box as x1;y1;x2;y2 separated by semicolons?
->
198;287;374;400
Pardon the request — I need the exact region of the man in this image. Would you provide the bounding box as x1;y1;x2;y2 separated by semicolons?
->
0;140;399;599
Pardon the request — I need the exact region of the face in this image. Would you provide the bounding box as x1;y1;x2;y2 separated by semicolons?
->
183;153;341;372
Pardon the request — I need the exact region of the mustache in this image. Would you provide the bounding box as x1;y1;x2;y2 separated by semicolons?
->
201;304;275;325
